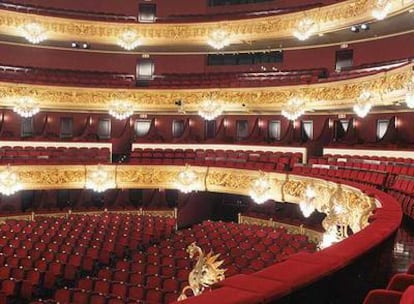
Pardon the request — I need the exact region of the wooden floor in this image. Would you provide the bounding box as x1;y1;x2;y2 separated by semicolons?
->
392;217;414;275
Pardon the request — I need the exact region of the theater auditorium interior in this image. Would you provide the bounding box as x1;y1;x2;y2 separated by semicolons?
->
0;0;413;303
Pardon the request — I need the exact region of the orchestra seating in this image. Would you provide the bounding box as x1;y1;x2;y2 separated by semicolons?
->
49;220;315;304
129;148;302;171
0;146;111;164
0;212;176;303
0;65;135;88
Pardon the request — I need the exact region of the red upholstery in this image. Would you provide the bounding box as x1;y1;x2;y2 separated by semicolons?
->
401;286;414;304
362;289;402;304
217;274;291;301
387;274;414;292
253;260;329;288
175;287;262;304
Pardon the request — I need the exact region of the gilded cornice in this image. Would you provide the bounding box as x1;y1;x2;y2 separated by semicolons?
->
0;0;412;46
0;63;411;113
4;164;375;232
9;165;85;189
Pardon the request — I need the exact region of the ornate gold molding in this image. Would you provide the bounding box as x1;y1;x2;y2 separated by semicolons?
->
7;165;85;189
3;164;377;238
0;0;411;47
0;63;411;113
0;208;177;225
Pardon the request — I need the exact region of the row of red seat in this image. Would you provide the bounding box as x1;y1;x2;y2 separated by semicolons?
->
363;264;414;304
0;1;137;22
0;146;111;164
308;153;414;219
292;165;387;188
310;154;414;176
129;148;302;171
387;176;414;219
318;60;410;83
149;70;323;88
0;64;135;88
0;59;408;89
46;219;315;304
1;0;326;23
0;212;176;302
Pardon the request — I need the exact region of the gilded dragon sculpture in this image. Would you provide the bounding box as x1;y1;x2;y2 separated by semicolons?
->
178;242;226;301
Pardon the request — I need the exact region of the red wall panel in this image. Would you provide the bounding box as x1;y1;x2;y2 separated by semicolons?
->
152;55;205;74
352;34;414;66
6;0;139;15
0;44;138;73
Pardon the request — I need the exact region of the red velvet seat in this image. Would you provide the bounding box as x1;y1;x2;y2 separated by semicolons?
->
174;286;263;304
387;273;414;292
218;274;290;302
363;289;402;304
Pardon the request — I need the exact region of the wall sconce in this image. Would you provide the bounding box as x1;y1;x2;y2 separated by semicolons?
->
328;119;334;128
353;119;358;128
224;119;229;127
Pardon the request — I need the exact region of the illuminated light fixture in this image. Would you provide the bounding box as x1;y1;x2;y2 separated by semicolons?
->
13;97;40;118
319;226;342;249
292;18;316;41
85;165;116;193
109;100;134;120
405;76;414;108
20;22;47;44
207;29;231;50
281;97;306;121
249;171;272;204
299;186;316;218
117;30;142;50
198;99;223;120
353;90;373;118
372;0;392;20
0;165;22;196
176;165;203;193
350;25;360;33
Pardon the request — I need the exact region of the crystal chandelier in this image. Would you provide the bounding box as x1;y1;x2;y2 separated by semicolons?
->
85;165;116;192
207;29;231;50
299;186;316;218
176;165;203;193
0;165;22;196
117;30;142;50
353;90;373;118
292;18;316;41
13;97;40;118
20;22;47;44
198;99;223;120
109;100;134;120
249;172;272;204
372;0;392;20
281;97;306;120
405;76;414;108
